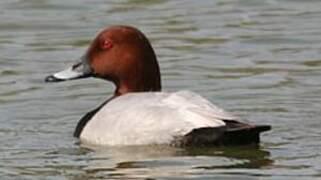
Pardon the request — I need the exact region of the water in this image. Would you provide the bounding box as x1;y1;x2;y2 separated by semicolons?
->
1;0;321;179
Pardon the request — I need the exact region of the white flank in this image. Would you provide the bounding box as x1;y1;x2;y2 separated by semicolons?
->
80;91;238;146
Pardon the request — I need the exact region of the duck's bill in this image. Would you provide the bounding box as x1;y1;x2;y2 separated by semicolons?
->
45;56;92;82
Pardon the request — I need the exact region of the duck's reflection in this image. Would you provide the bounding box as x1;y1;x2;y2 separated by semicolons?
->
185;146;273;169
77;144;273;179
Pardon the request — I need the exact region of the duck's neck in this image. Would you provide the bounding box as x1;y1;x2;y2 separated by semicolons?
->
112;41;162;96
114;76;161;96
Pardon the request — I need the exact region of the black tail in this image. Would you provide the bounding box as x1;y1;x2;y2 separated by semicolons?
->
176;120;271;147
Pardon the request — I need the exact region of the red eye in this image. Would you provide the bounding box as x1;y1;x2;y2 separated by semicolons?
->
102;39;113;50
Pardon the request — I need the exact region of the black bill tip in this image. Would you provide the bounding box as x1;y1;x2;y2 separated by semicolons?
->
45;75;65;83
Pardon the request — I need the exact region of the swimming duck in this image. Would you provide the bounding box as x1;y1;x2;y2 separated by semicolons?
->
45;25;270;146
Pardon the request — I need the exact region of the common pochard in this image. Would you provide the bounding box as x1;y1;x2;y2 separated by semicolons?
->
45;25;270;146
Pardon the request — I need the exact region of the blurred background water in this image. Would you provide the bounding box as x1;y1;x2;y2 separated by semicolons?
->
1;0;321;179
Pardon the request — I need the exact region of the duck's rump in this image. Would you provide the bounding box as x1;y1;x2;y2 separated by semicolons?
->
177;120;271;147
